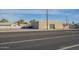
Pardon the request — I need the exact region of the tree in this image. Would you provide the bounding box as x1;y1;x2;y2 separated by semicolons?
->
24;22;27;24
29;19;38;24
16;21;20;26
0;19;9;23
16;19;27;26
18;19;25;24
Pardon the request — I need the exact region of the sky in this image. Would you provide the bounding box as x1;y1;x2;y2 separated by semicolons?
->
0;9;79;23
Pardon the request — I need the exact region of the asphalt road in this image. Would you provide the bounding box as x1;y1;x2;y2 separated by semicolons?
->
0;30;79;50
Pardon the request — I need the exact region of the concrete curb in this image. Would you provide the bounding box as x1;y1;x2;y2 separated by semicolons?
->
0;29;78;33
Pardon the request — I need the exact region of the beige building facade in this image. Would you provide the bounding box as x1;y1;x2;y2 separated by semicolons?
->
31;20;69;30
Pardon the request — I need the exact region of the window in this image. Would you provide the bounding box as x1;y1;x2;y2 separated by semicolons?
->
50;24;55;29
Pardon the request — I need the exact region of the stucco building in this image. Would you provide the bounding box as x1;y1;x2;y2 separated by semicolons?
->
31;20;69;30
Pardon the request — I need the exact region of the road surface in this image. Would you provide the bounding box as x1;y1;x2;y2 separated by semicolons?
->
0;30;79;50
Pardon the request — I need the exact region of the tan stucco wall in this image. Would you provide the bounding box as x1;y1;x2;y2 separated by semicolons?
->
39;21;47;30
39;21;64;30
31;20;69;30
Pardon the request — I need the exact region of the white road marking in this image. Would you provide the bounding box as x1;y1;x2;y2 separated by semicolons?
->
58;44;79;50
0;34;79;45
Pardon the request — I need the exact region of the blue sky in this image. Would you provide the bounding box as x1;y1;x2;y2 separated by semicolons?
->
0;9;79;23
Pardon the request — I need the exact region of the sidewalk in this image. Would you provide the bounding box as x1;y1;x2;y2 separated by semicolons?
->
0;29;78;32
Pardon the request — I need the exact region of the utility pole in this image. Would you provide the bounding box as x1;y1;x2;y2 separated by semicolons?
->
46;9;48;30
66;15;68;25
